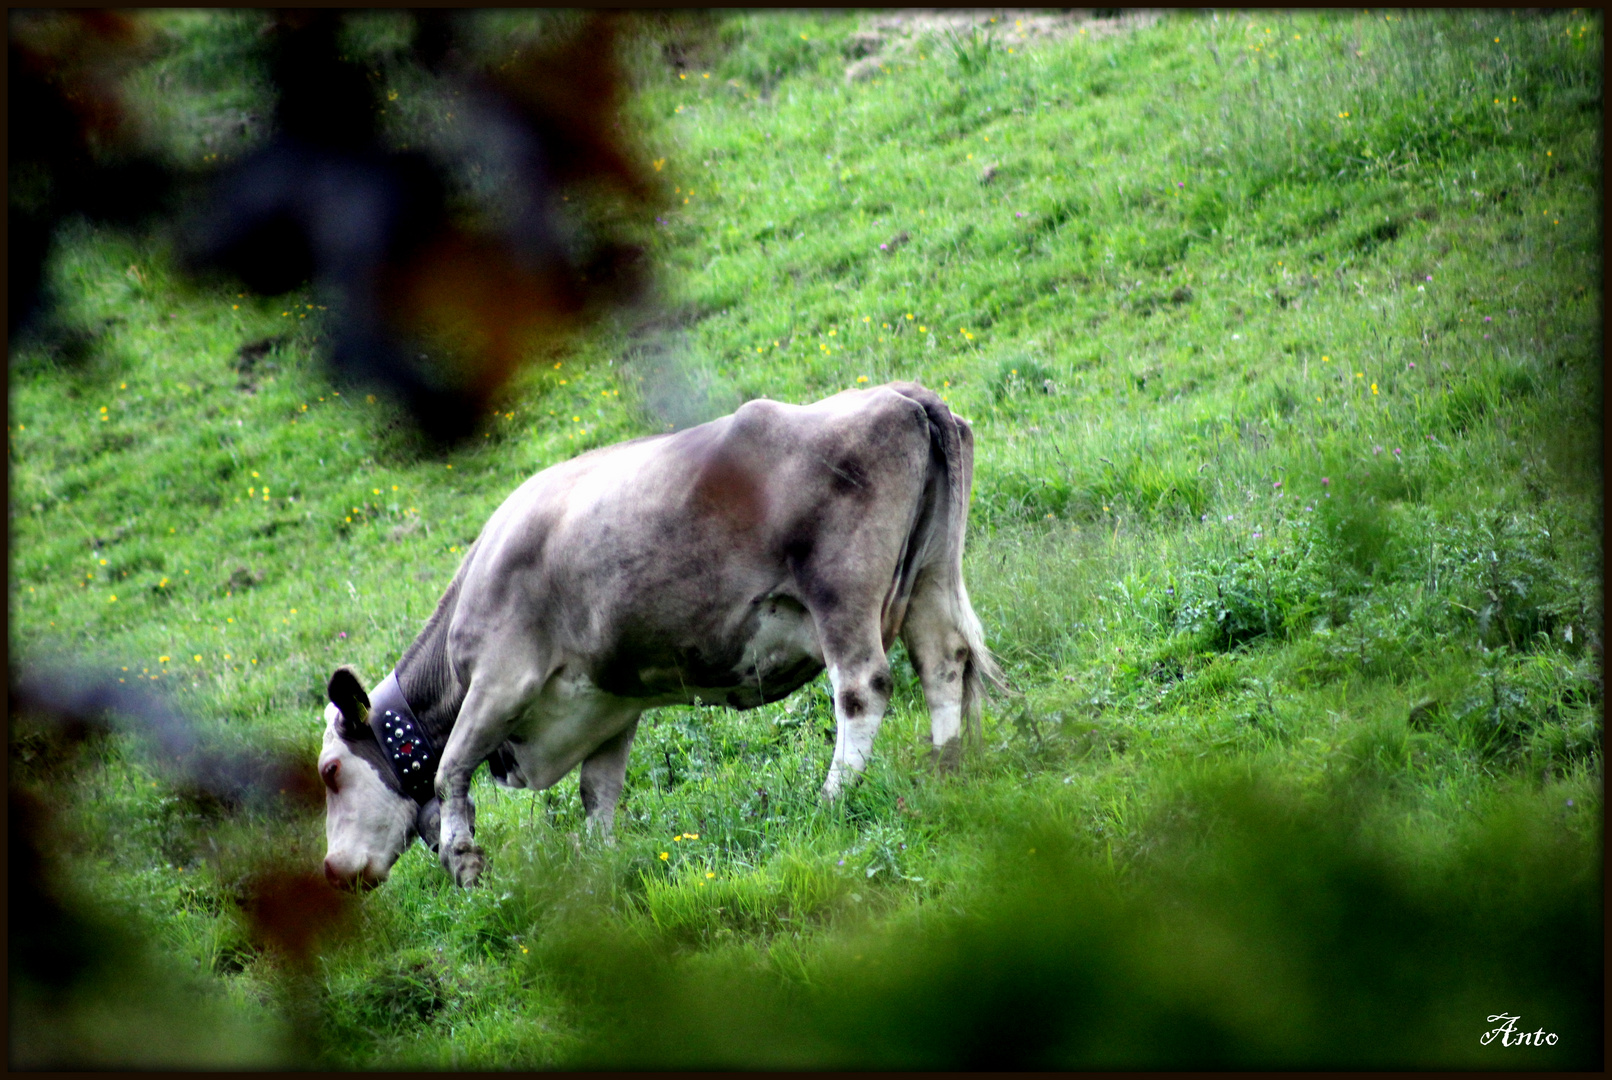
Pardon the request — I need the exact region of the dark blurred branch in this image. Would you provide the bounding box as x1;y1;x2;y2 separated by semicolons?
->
9;11;179;335
12;9;665;446
11;663;322;810
10;661;341;996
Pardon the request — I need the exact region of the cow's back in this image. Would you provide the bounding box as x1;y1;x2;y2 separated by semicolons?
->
445;387;942;703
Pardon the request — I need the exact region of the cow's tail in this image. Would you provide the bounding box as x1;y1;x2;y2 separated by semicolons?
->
948;570;1002;747
891;383;1005;744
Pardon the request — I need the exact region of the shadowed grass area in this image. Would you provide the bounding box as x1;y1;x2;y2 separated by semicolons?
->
548;774;1601;1070
8;8;1600;1069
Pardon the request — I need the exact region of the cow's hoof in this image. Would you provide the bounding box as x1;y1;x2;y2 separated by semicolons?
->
443;840;485;887
582;823;618;847
930;740;962;773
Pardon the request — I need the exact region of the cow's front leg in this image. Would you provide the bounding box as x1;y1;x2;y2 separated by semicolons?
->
435;682;526;887
820;628;894;801
579;711;640;839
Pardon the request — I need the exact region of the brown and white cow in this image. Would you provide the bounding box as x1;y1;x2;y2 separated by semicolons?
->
318;381;1000;888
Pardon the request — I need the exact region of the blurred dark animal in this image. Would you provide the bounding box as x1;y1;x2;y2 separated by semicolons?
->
319;382;1001;888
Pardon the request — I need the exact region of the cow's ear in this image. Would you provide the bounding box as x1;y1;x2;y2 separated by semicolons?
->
328;666;373;742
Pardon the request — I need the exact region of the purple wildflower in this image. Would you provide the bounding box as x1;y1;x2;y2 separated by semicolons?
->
1321;477;1331;486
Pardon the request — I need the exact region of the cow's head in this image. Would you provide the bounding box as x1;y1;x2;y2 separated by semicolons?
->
319;666;434;889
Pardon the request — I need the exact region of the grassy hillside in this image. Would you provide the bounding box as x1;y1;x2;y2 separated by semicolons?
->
10;9;1602;1069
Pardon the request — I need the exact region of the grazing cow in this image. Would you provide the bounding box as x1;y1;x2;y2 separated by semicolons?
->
319;381;1000;888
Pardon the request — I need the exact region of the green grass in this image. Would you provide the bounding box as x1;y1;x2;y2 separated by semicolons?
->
10;9;1602;1069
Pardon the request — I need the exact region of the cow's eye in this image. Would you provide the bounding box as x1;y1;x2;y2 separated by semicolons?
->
321;759;341;792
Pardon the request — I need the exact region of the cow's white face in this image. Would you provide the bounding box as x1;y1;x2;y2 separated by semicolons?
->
319;702;416;889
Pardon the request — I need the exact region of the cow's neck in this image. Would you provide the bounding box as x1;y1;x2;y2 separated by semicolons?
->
393;578;467;749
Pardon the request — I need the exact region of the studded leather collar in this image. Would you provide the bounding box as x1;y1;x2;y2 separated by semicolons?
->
367;670;439;804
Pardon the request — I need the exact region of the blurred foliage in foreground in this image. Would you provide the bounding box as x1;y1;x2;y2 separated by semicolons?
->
548;773;1600;1069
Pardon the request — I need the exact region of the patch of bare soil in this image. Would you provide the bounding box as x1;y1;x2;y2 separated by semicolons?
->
843;8;1165;82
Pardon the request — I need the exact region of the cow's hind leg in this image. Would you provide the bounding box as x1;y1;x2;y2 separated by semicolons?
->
579;712;640;839
435;676;535;886
819;620;895;801
900;573;972;772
